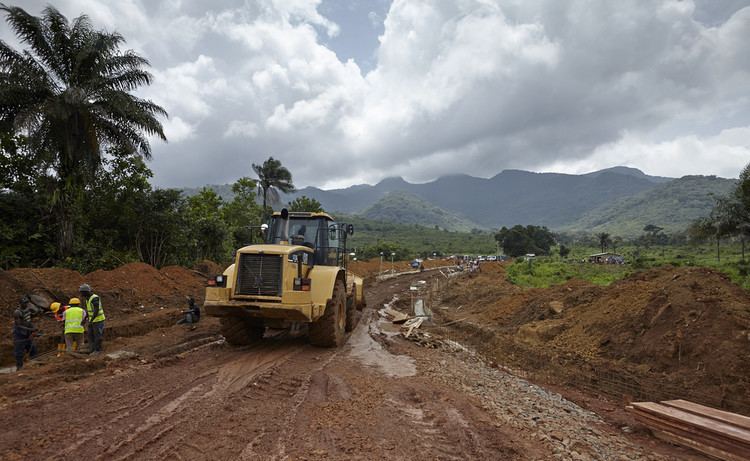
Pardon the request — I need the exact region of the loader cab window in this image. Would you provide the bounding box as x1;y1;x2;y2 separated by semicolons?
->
267;217;320;247
267;215;346;266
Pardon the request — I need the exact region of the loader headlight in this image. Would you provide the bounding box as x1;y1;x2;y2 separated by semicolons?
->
208;275;226;288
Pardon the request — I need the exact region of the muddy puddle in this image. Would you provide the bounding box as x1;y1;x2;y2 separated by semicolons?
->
347;297;416;378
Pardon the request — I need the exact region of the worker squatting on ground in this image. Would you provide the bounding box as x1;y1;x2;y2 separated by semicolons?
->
12;296;38;370
79;284;105;353
177;297;200;327
63;298;86;353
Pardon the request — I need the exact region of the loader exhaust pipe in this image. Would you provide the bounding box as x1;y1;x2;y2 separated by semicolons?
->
280;208;290;243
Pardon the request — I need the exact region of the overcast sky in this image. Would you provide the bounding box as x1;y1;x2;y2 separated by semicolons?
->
4;0;750;188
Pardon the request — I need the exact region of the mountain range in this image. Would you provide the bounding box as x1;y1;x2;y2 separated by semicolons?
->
184;166;736;237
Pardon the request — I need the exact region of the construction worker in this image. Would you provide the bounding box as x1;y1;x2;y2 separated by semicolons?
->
62;298;86;353
79;283;105;353
177;297;200;326
50;302;64;321
12;296;38;370
50;302;67;356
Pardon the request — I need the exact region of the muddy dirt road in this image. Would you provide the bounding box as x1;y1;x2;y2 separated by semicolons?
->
0;272;701;460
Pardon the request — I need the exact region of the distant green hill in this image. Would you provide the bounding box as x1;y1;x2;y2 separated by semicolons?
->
335;214;496;257
288;167;665;228
562;175;736;237
360;191;482;232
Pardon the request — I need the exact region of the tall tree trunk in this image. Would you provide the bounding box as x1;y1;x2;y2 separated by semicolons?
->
716;235;721;263
55;192;74;258
742;236;746;262
262;187;269;223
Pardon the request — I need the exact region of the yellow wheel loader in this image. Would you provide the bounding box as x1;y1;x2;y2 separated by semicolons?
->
204;209;366;347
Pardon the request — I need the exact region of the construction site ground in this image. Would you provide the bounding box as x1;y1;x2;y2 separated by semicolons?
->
1;261;743;460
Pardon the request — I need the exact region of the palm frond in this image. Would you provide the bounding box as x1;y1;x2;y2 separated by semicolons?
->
0;4;65;81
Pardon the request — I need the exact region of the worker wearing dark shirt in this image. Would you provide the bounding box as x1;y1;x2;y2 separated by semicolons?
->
79;283;105;353
13;296;38;370
177;297;200;325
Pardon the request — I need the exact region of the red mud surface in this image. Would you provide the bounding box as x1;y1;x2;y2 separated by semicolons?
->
0;261;738;460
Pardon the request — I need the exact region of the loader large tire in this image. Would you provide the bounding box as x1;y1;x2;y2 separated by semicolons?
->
345;293;357;332
358;289;367;309
310;280;346;347
220;317;264;346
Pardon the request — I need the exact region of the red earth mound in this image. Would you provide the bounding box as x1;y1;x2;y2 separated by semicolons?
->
0;263;207;365
439;263;750;414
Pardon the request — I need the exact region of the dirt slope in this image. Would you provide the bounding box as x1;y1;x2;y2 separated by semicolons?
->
439;263;750;414
0;263;207;365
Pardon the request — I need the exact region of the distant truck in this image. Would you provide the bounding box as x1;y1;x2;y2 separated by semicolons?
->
410;259;424;271
204;210;365;348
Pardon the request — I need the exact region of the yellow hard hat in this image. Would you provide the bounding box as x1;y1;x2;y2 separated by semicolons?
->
50;302;61;313
69;297;81;306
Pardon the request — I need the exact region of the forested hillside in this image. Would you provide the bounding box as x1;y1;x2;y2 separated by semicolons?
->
361;191;481;232
286;168;665;228
563;176;736;236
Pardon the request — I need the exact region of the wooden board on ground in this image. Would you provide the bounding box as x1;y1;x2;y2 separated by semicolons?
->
628;400;750;461
661;400;750;432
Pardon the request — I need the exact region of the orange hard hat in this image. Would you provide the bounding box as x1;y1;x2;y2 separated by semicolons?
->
50;302;61;313
68;297;81;306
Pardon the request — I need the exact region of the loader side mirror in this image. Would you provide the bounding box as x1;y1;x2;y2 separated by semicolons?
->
347;224;354;236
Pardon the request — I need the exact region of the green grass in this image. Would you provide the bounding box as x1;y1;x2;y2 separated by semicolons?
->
508;243;750;289
507;258;631;288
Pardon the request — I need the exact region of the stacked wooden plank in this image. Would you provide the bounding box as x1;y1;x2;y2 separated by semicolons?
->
627;399;750;461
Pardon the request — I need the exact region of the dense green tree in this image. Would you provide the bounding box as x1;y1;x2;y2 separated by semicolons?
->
76;150;153;270
187;188;227;262
135;189;189;268
358;241;410;260
223;177;263;248
559;244;571;259
495;225;555;257
252;156;295;220
611;236;623;253
0;4;166;257
288;195;323;212
597;232;611;253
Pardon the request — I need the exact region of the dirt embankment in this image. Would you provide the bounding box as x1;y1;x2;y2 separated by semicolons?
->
0;262;210;365
438;263;750;414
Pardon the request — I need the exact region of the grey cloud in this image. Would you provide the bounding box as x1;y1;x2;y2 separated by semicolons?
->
3;0;750;188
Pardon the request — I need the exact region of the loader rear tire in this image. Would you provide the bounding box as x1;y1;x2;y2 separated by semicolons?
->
345;294;358;332
220;317;264;346
310;281;346;347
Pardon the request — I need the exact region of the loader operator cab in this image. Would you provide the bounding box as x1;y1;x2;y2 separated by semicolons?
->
266;211;353;268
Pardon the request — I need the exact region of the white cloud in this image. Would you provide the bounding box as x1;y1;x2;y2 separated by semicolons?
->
9;0;750;187
367;11;380;27
224;120;259;138
161;116;195;143
544;126;750;179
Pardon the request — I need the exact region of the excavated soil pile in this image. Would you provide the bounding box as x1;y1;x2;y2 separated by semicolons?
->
192;260;224;277
440;263;750;414
0;263;207;365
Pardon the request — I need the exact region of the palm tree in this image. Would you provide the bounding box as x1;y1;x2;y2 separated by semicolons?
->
252;156;295;220
597;232;611;254
0;4;167;257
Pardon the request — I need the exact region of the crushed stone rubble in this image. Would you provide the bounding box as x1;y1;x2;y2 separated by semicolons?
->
413;341;669;461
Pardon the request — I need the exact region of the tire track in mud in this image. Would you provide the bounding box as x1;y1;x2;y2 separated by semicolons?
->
97;341;312;461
